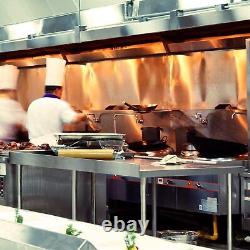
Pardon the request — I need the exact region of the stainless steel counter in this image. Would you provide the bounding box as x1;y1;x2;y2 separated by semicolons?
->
9;152;244;178
0;219;97;250
7;152;245;250
0;155;8;163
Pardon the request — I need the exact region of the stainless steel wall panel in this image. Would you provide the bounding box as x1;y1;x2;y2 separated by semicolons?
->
76;172;92;222
95;174;108;224
21;166;72;218
16;50;247;112
65;51;246;111
6;166;93;222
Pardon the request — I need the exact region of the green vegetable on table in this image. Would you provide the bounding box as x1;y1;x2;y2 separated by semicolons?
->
65;224;82;236
15;208;23;224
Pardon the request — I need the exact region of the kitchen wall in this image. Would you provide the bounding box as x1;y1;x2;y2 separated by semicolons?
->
17;49;246;112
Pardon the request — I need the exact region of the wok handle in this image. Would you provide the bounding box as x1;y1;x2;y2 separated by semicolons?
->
123;101;139;112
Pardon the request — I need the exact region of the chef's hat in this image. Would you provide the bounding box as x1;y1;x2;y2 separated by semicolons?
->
45;58;66;86
0;65;20;90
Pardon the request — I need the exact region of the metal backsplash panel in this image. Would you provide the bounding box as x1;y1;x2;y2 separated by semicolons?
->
17;49;246;111
65;50;246;111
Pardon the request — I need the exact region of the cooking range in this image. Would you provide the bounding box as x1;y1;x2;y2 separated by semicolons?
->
83;107;247;216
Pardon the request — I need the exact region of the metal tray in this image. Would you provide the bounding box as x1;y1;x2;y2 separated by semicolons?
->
54;133;125;141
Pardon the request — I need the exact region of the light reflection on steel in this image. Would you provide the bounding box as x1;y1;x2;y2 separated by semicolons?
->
15;49;247;115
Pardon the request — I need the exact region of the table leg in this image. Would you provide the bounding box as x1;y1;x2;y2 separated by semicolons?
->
140;177;146;234
91;173;96;224
152;177;157;236
227;173;232;250
71;170;76;220
17;164;21;209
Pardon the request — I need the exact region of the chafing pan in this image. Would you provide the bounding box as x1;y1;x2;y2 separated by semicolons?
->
54;133;125;142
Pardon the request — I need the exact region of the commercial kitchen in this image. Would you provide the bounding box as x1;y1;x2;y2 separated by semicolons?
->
0;0;250;249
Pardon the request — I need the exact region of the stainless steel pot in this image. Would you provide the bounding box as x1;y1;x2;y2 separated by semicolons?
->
141;126;162;142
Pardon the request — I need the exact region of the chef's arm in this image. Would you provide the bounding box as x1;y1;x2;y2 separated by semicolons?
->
72;113;88;123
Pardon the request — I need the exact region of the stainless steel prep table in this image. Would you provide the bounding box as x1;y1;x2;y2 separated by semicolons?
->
9;152;244;250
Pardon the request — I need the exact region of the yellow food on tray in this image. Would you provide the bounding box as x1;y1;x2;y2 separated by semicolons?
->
57;149;114;160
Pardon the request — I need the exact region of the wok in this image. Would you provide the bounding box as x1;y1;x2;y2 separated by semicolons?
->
123;102;157;113
187;132;247;158
128;140;174;153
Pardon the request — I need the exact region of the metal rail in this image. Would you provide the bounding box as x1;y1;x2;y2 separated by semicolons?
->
227;173;232;250
72;170;77;220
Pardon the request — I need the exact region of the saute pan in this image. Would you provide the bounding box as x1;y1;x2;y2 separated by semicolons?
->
123;102;157;113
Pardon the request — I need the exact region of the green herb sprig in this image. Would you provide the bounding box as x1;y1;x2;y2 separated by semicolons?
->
65;224;82;236
124;230;137;250
15;208;23;224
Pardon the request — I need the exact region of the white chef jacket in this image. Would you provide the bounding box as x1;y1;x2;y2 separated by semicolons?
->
0;98;26;142
27;96;77;141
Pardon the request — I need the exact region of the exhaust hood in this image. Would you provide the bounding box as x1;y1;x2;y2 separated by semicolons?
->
0;1;250;65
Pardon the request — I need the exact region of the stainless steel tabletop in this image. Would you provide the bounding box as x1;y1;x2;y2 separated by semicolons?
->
240;171;250;178
9;152;244;178
0;155;8;163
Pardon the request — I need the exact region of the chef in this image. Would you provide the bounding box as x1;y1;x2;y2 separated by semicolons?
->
27;58;88;144
0;65;27;142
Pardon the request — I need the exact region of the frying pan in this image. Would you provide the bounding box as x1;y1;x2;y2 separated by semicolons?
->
123;102;157;113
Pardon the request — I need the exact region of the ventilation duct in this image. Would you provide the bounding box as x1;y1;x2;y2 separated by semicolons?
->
0;0;249;65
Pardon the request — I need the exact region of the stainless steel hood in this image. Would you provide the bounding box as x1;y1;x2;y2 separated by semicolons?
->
0;0;250;66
